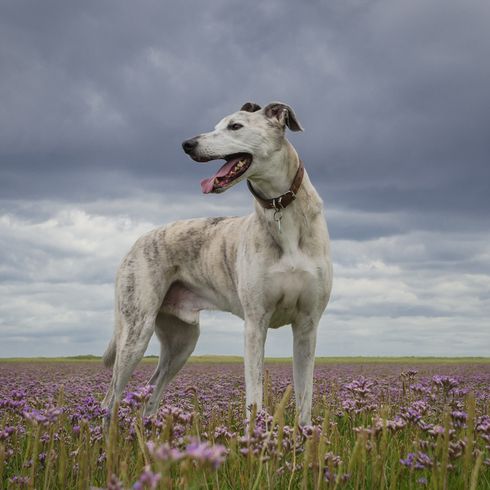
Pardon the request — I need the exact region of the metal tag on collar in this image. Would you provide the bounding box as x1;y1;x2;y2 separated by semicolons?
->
272;197;284;232
273;208;283;233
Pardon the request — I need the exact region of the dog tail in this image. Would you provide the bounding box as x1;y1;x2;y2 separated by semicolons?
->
102;335;117;368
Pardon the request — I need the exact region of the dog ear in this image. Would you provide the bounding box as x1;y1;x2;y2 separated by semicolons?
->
263;102;303;132
240;102;262;112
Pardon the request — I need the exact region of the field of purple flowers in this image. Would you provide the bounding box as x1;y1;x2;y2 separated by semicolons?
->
0;360;489;489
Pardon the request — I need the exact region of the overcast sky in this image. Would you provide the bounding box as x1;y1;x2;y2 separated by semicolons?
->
1;0;489;358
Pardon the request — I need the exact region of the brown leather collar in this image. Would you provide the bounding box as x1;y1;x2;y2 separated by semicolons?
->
247;160;304;210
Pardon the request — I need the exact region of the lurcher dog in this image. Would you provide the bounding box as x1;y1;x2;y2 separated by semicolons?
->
102;101;333;425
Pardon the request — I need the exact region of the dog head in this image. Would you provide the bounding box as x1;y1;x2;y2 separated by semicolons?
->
182;101;303;194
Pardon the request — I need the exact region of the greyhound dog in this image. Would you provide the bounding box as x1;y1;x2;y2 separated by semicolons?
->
102;101;332;425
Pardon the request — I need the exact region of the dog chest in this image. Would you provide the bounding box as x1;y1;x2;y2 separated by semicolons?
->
263;253;328;328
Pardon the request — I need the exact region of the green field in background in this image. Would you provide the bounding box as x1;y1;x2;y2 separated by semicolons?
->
1;355;489;364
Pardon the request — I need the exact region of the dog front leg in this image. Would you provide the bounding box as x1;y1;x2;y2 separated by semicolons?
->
292;318;318;426
244;319;267;416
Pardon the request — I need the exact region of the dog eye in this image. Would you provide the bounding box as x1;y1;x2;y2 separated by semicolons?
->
228;123;243;131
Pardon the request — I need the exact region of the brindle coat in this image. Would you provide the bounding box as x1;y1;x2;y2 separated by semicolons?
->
102;102;333;425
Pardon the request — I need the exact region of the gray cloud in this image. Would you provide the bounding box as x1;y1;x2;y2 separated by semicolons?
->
0;0;489;357
1;0;489;213
0;196;488;357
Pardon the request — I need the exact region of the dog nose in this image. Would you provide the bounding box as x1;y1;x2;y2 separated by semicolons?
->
182;138;198;154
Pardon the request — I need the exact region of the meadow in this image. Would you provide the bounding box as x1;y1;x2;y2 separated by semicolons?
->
0;358;489;489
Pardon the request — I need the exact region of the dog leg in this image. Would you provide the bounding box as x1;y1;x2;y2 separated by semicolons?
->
292;318;318;426
103;314;156;418
102;375;116;410
143;313;200;416
244;318;268;415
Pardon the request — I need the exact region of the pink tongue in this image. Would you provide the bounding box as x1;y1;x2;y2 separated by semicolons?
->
200;158;239;194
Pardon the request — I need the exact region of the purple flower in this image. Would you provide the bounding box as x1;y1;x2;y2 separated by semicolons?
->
103;474;124;490
8;476;30;487
123;386;154;408
214;425;236;439
22;406;63;426
344;377;376;397
0;426;15;441
451;410;468;428
325;469;350;483
373;416;407;433
324;452;342;467
2;359;490;489
432;375;459;391
133;466;161;490
400;451;433;470
146;441;183;462
185;440;227;469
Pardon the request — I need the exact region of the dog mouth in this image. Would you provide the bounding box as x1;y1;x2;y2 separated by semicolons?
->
200;153;253;194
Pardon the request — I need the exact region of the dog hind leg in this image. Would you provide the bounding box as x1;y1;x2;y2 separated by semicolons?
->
143;312;200;416
103;313;156;418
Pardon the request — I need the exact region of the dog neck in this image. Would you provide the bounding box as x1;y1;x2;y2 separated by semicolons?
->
248;141;301;198
249;141;324;250
247;161;303;211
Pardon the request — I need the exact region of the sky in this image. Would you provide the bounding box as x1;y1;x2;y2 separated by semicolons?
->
0;0;489;358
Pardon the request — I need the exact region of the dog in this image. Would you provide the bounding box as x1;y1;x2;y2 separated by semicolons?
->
102;101;332;425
